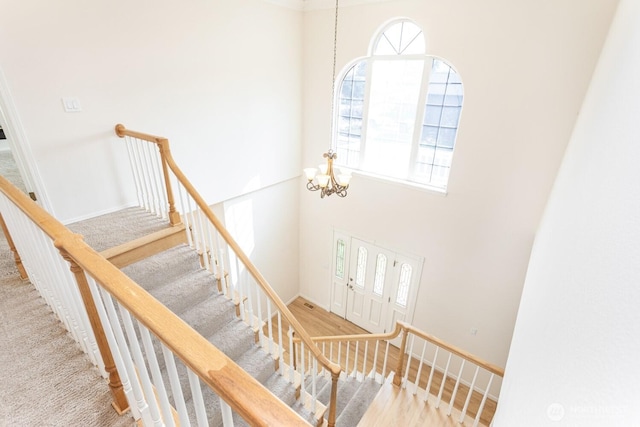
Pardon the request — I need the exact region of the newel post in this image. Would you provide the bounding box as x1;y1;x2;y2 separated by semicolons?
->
56;238;129;414
155;138;182;226
327;369;340;427
393;327;409;387
0;213;28;280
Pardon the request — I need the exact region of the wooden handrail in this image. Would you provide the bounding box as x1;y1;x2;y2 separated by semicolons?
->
115;125;341;377
0;175;309;426
397;320;505;377
302;322;404;344
115;124;180;225
305;321;504;378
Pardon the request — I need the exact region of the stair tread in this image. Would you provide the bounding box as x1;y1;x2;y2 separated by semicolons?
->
68;207;169;252
234;346;277;385
336;378;382;427
180;293;237;339
148;269;217;314
206;318;256;361
317;375;361;419
122;244;202;291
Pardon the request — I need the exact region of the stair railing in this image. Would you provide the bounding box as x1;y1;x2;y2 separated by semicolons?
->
302;320;505;427
0;175;310;426
115;124;343;426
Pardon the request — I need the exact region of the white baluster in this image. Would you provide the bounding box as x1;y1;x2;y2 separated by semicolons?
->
267;300;274;356
187;369;208;426
382;341;390;381
424;347;439;403
100;287;152;424
141;140;159;215
176;183;193;247
448;360;466;416
139;326;175;426
403;334;416;389
435;352;452;408
124;136;144;207
363;341;369;379
87;276;138;420
473;374;495;427
345;342;350;375
288;326;295;383
372;340;380;381
277;311;284;375
161;345;190;426
300;342;306;397
321;342;326;375
255;283;263;346
353;341;360;378
311;358;318;413
133;138;152;212
413;339;428;395
150;143;168;219
120;307;163;427
459;366;480;423
220;398;235;426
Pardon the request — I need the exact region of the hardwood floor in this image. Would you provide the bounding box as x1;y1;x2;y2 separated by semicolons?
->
269;297;498;426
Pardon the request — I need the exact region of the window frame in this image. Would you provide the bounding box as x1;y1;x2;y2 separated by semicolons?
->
333;19;463;194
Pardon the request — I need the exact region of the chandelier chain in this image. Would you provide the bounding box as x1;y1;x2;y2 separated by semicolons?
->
330;0;339;150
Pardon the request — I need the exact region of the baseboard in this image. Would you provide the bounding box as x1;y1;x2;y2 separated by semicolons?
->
285;293;301;306
62;202;140;225
297;293;330;312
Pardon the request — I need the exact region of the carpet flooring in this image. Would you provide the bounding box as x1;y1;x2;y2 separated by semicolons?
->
0;150;27;194
0;233;134;426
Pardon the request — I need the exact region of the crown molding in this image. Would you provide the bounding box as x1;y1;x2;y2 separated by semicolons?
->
262;0;305;11
263;0;394;11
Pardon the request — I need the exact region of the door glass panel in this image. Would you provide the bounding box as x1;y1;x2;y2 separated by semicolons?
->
355;247;367;288
373;253;387;296
396;263;413;307
335;239;346;279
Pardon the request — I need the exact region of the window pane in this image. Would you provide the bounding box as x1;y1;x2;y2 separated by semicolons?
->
424;106;442;126
415;59;463;188
373;254;387;296
335;239;346;279
437;128;457;149
396;263;412;308
336;60;367;170
441;106;461;127
374;21;425;55
355;247;367;288
364;59;423;179
421;126;439;146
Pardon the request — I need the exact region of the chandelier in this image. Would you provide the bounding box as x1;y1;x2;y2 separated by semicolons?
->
304;0;352;198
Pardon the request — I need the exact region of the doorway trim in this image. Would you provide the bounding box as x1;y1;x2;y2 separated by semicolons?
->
330;229;424;334
0;66;52;213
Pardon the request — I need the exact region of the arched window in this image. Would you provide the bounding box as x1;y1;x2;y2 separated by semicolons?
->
335;19;463;191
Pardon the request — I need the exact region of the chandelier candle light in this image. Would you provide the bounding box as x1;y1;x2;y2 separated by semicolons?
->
304;150;351;198
304;0;352;198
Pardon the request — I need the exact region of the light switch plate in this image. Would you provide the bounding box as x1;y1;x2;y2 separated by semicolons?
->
61;97;82;112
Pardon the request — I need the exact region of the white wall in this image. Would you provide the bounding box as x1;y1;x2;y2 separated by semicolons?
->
223;178;301;304
495;0;640;424
0;0;302;222
299;0;617;368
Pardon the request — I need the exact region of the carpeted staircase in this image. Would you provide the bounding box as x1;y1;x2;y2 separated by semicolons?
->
69;207;382;426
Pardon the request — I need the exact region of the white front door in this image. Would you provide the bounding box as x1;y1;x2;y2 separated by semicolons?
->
331;232;423;334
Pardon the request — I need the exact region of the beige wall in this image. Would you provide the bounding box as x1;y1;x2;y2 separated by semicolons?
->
0;0;303;222
299;0;618;368
497;0;639;422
